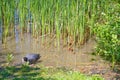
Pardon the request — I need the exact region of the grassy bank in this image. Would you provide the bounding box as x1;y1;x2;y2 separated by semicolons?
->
0;65;103;80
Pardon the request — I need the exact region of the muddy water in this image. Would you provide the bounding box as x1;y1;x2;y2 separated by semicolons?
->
0;33;98;66
0;33;119;79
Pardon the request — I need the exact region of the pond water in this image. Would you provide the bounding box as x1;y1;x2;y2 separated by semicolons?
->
0;31;119;79
0;32;98;66
0;25;2;40
0;25;120;79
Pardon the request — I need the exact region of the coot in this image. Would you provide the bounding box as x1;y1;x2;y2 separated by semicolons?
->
22;53;40;64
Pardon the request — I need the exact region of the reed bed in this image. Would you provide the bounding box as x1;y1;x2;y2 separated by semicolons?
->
0;0;114;46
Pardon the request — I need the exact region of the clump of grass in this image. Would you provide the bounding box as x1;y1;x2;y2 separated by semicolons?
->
6;66;16;73
0;68;11;78
21;64;32;72
41;67;103;80
6;53;14;66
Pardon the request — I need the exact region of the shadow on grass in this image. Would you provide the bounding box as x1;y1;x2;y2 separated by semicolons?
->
0;65;104;80
0;65;55;80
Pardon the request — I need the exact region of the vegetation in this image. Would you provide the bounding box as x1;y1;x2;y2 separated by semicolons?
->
0;0;120;79
6;53;14;65
0;0;115;45
93;1;120;67
0;65;103;80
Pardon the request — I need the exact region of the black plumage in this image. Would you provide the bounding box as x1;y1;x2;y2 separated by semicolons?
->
22;53;40;64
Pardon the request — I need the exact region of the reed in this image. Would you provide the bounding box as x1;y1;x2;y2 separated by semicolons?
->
0;0;15;45
0;0;118;47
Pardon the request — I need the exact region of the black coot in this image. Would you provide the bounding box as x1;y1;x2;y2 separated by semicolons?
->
22;53;40;64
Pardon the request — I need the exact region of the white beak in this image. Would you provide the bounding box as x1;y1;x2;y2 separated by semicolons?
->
22;58;25;63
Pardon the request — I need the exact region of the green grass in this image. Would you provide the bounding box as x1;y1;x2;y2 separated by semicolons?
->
0;65;104;80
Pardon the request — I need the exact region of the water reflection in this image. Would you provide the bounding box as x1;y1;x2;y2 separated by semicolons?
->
0;26;2;41
14;9;20;52
14;25;19;52
0;20;2;41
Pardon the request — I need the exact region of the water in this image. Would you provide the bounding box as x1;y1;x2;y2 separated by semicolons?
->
0;26;2;40
0;19;2;41
0;35;99;66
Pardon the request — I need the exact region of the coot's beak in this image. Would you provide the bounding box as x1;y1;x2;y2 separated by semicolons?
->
22;57;28;62
22;58;25;63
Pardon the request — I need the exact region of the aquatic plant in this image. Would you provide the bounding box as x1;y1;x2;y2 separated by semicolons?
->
0;0;15;44
6;53;14;65
0;0;114;47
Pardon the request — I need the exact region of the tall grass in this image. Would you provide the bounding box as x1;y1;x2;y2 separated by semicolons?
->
0;0;118;47
0;0;15;45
